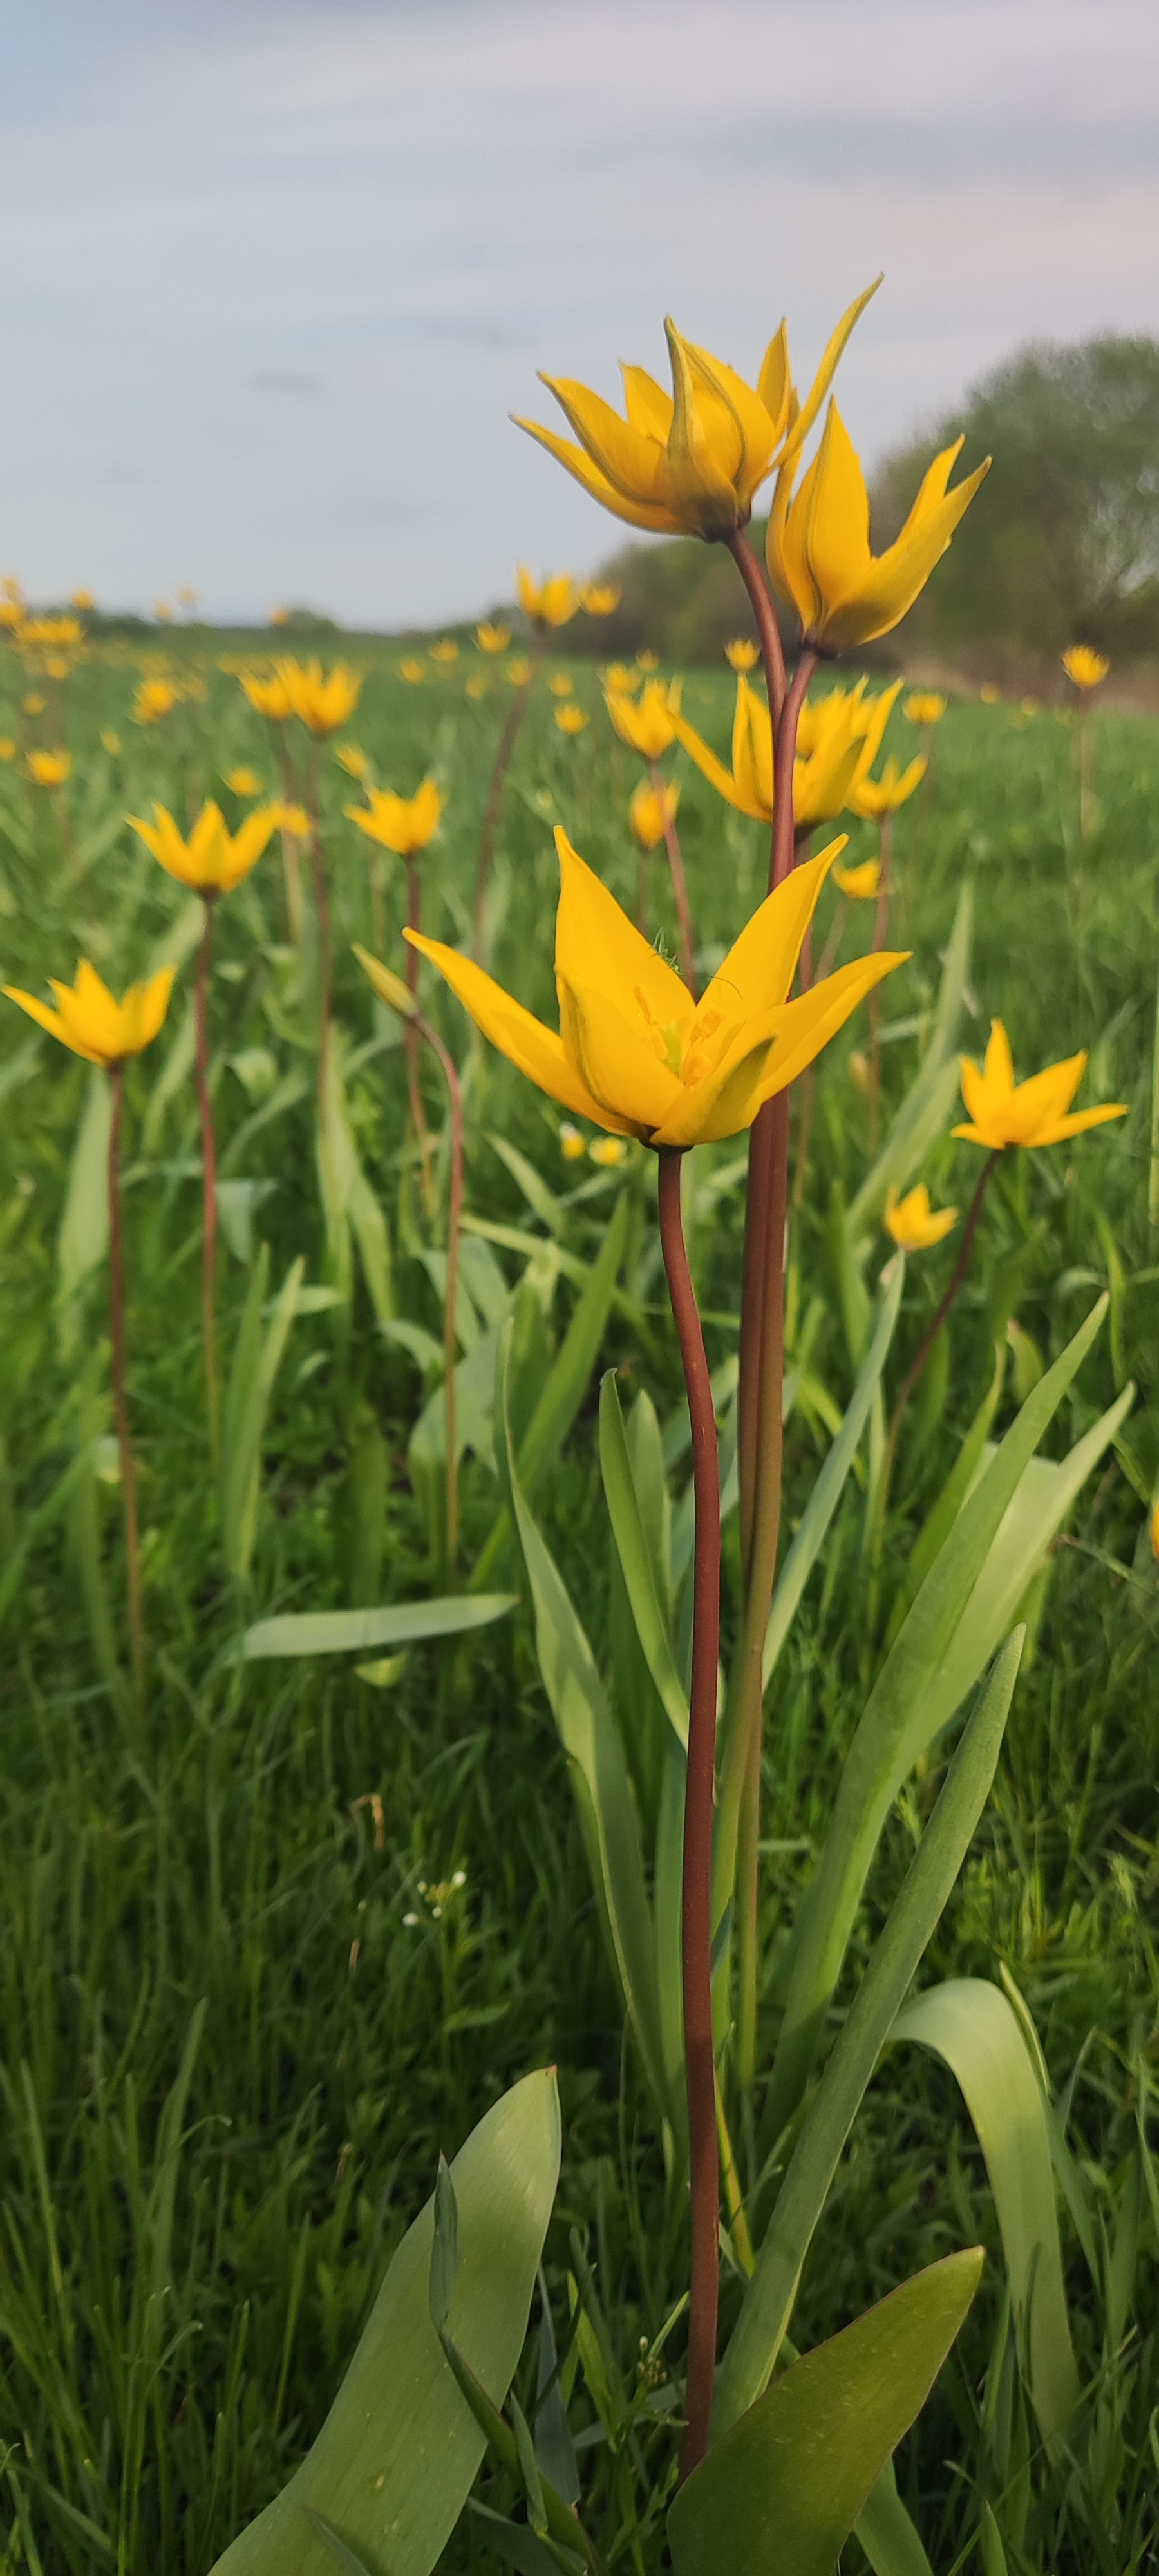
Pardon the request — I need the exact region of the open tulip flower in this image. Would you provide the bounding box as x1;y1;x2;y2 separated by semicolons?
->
406;826;905;1148
128;798;282;895
274;656;362;735
516;285;878;543
903;692;947;726
674;674;901;833
726;638;760;672
516;569;580;629
223;765;263;797
555;703;588;735
27;748;71;788
954;1020;1126;1151
768;401;990;650
132;678;179;725
629;778;680;851
347;779;444;857
833;857;881;900
581;583;620;616
1062;645;1109;690
240;671;293;721
849;752;926;820
884;1182;957;1251
5;958;174;1066
475;621;511;654
606;676;683;760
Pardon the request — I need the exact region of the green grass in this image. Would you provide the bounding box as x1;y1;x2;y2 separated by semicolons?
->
0;638;1156;2573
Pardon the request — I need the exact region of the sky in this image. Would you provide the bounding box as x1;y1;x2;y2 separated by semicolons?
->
3;0;1158;628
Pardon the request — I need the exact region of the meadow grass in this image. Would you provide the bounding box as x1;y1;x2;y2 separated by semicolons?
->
0;639;1155;2571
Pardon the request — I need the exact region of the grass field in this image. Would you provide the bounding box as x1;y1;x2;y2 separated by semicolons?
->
0;629;1156;2574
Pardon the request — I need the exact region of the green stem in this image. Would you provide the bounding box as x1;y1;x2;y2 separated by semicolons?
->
473;630;545;958
657;1150;721;2484
108;1068;146;1716
1149;939;1159;1235
194;896;220;1462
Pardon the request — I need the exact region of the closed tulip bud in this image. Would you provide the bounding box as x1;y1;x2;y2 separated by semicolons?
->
629;779;680;852
903;692;946;726
555;703;588;735
582;584;620;616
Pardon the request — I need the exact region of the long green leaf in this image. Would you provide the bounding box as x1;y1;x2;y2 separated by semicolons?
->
599;1374;688;1750
210;2068;560;2576
892;1978;1081;2450
715;1633;1022;2434
853;2459;935;2576
495;1323;671;2126
763;1299;1107;2144
56;1068;112;1347
846;882;972;1248
673;2251;982;2576
222;1251;304;1580
241;1595;516;1660
885;1344;1005;1648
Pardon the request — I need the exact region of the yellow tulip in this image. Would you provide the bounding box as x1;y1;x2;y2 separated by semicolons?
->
582;583;620;616
466;673;488;701
516;568;580;628
1062;645;1109;690
637;649;659;671
629;779;680;851
506;656;532;686
346;779;445;857
980;683;999;704
131;677;178;726
884;1182;957;1251
0;738;14;762
0;603;25;634
555;704;588;735
475;621;511;654
548;673;574;697
223;765;263;796
399;658;426;684
44;655;71;681
833;858;880;900
71;588;95;612
590;1136;628;1166
23;694;44;715
240;671;293;719
726;639;760;672
23;615;84;650
605;663;639;693
127;799;281;895
275;656;362;735
768;401;990;650
954;1021;1126;1151
334;744;370;780
849;753;926;820
673;674;901;833
407;826;905;1148
269;605;291;627
607;676;683;760
559;1121;587;1160
903;692;946;726
4;958;174;1066
516;285;879;543
277;802;310;835
430;639;459;665
28;748;70;786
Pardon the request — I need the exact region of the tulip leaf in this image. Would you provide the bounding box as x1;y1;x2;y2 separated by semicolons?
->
672;2250;982;2576
885;1343;1006;1647
240;1593;516;1660
846;880;972;1248
55;1067;112;1334
316;1027;393;1323
761;1297;1109;2150
892;1978;1081;2450
221;1249;305;1580
715;1631;1021;2434
599;1372;688;1750
209;2068;560;2576
853;2459;936;2576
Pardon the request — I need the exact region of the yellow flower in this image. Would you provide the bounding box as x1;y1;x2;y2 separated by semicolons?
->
23;694;45;715
954;1020;1127;1151
44;656;71;682
407;827;905;1148
430;639;459;665
637;650;660;671
726;638;760;672
555;703;588;735
516;568;580;629
629;779;679;851
833;858;880;900
980;683;999;704
177;586;198;611
559;1121;587;1160
515;287;878;542
23;616;84;651
28;748;70;786
127;799;282;894
269;605;291;627
334;744;370;781
4;958;174;1066
100;728;121;757
277;802;310;835
548;673;574;697
674;674;901;833
132;678;178;724
506;656;533;686
607;676;683;759
605;663;639;692
275;657;362;736
155;600;173;623
223;765;263;797
768;402;990;650
582;584;620;616
399;658;426;684
1;576;24;603
0;603;25;634
1062;645;1109;690
476;621;511;654
239;671;292;719
849;753;926;820
884;1182;957;1251
347;779;445;857
590;1136;628;1166
466;674;488;701
0;738;14;762
903;692;946;726
71;589;95;612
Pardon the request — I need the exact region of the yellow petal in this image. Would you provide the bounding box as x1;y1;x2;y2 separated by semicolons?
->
804;403;873;612
750;948;909;1104
553;828;690;1035
2;985;88;1057
619;364;672;440
556;972;680;1132
513;415;680;533
403;929;632;1135
536;374;669;507
701;840;845;1018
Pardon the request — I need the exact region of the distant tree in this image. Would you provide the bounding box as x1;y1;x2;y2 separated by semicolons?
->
875;335;1159;663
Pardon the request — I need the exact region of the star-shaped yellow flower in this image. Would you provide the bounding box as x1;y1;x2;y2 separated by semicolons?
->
274;657;362;735
127;799;282;895
954;1021;1126;1150
884;1182;957;1251
516;569;580;628
346;779;445;856
406;828;905;1149
1062;646;1109;690
849;752;925;819
768;401;989;650
240;671;294;721
606;676;683;760
5;960;174;1066
674;674;902;833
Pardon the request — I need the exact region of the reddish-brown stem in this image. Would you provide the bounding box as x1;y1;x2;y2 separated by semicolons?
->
108;1068;146;1714
404;859;437;1218
411;1007;464;1577
650;761;697;997
473;631;545;958
277;739;305;943
866;815;892;1155
771;651;818;892
724;528;787;728
657;1150;721;2485
194;896;220;1458
883;1150;1001;1505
